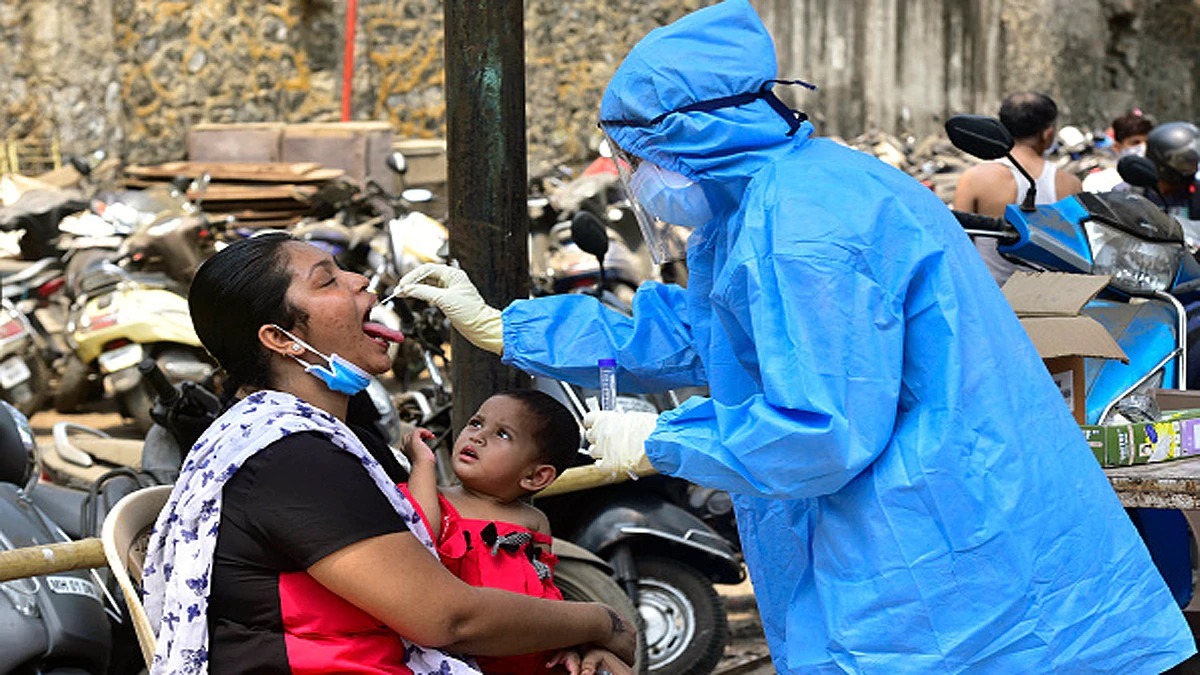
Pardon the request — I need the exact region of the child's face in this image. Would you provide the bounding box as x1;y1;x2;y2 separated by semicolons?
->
452;395;548;499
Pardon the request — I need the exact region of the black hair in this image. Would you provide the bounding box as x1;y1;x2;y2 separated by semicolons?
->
188;232;307;394
1112;109;1155;143
998;91;1058;140
494;389;582;481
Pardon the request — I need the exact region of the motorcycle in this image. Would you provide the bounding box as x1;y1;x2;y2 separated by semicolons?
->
53;180;221;431
0;281;54;416
0;397;142;673
945;113;1200;608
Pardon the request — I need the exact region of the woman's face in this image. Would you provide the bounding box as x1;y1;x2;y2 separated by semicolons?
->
279;241;392;376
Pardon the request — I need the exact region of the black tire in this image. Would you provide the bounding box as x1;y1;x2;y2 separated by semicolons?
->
636;557;728;675
14;352;51;416
53;354;92;413
555;559;648;674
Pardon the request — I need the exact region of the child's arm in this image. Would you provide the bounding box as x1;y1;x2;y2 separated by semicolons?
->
401;427;443;539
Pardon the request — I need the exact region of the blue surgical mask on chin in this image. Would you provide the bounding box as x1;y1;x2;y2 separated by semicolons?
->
629;162;714;229
272;325;372;396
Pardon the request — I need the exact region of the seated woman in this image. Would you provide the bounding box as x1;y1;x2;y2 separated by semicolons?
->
141;232;636;674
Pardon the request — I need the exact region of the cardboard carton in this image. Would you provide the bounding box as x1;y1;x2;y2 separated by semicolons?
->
1001;271;1129;424
1082;409;1200;467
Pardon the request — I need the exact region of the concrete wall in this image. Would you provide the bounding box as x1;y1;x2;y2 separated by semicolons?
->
1;0;1197;174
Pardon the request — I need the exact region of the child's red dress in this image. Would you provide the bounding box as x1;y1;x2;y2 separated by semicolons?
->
400;485;563;675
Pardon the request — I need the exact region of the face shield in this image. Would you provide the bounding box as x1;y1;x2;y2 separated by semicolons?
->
599;78;817;264
603;134;704;264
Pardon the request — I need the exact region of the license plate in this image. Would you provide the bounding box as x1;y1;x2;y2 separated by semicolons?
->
0;356;31;389
46;575;101;602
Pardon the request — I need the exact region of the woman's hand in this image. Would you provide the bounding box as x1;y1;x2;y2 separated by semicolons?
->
547;648;636;675
594;605;637;666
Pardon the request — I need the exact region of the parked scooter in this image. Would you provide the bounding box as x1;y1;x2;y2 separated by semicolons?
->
945;113;1200;609
0;292;53;417
0;399;115;672
53;179;221;431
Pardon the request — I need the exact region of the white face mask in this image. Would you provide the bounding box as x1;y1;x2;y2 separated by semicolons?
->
1120;142;1147;158
628;162;714;229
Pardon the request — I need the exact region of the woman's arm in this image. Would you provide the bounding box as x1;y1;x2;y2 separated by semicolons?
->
401;427;442;539
308;531;636;662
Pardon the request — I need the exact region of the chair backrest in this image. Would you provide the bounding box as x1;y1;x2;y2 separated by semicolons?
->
100;484;172;669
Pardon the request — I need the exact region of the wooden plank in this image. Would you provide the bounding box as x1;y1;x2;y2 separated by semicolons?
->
217;208;308;222
184;184;319;202
125;162;344;184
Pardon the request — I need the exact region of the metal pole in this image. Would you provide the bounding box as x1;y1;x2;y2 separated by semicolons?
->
341;0;358;121
444;1;530;435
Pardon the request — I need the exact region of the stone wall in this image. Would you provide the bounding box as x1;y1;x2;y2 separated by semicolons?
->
1;0;1197;174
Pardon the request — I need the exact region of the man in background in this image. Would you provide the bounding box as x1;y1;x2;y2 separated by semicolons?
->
1083;108;1155;193
953;91;1082;284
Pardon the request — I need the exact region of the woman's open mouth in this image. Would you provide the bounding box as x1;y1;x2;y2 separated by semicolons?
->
363;321;403;345
363;304;404;346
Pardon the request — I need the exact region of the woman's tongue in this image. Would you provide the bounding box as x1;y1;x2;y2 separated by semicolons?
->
363;321;404;343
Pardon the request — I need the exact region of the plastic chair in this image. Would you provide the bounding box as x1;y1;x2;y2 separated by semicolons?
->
101;484;172;668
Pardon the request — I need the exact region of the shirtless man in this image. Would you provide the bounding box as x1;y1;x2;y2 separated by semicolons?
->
953;91;1083;284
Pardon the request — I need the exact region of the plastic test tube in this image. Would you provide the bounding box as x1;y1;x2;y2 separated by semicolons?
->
598;358;618;411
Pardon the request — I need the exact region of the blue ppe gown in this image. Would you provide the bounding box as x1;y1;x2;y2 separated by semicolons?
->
502;1;1195;672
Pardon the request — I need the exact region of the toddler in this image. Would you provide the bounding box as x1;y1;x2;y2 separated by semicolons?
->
402;389;591;675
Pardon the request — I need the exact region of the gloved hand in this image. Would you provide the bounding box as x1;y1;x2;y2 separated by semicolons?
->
583;410;659;479
396;263;504;355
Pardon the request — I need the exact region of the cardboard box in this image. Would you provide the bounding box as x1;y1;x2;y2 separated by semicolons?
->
1082;409;1200;467
1001;271;1128;423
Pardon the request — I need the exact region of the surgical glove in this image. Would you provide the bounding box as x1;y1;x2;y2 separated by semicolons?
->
583;410;659;479
396;263;504;354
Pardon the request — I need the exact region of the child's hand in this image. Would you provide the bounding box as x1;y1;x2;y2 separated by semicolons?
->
401;428;437;466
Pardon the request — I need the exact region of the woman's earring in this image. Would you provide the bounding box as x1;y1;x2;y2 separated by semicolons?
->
291;344;303;352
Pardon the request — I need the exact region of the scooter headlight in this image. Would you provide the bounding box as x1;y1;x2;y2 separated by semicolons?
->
1085;221;1180;293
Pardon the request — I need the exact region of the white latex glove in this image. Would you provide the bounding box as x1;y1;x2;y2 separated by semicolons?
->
583;410;659;479
396;263;504;354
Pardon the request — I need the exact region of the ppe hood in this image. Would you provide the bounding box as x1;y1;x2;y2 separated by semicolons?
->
599;0;813;184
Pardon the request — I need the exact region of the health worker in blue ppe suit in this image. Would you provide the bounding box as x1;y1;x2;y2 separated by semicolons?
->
397;1;1194;672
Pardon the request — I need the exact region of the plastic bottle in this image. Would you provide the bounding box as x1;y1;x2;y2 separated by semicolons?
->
598;358;618;411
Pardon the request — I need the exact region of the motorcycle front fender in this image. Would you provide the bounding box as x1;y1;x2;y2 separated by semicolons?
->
572;497;743;584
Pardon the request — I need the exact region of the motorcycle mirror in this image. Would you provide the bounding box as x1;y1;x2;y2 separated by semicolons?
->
571;211;609;260
401;188;433;203
944;115;1014;160
68;156;93;176
1117;155;1160;189
946;114;1039;211
386;152;408;175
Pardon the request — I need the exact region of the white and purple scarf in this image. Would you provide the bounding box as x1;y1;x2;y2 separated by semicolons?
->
141;389;479;675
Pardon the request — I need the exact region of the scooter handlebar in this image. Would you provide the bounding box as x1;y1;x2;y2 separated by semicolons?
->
951;210;1019;244
138;358;179;406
